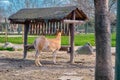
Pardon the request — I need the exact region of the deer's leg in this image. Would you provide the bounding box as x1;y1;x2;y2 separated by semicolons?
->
35;50;42;66
53;50;57;64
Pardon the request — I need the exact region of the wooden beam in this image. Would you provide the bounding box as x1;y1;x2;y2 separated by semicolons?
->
23;22;29;59
63;20;84;24
42;22;44;35
69;11;75;63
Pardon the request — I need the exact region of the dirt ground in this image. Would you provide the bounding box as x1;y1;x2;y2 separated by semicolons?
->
0;50;115;80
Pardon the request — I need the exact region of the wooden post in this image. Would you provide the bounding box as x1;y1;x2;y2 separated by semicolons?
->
69;11;75;63
29;23;32;35
22;24;24;43
42;22;44;35
67;23;69;35
30;24;32;34
5;18;8;42
54;22;56;34
85;23;88;34
23;22;29;59
49;22;51;35
32;24;34;34
35;24;37;35
38;23;40;35
52;22;54;34
49;22;52;35
47;22;49;35
64;23;67;35
61;22;63;32
44;22;46;34
115;0;120;80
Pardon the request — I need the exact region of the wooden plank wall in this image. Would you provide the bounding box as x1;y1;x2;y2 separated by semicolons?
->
29;21;69;35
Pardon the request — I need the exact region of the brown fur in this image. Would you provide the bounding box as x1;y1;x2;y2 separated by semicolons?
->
34;31;62;66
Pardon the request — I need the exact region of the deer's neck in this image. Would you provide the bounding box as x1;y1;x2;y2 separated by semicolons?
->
56;35;61;40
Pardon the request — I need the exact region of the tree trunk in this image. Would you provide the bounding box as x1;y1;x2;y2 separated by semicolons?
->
115;0;120;80
94;0;113;80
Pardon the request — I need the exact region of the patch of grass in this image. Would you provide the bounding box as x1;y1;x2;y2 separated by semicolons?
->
111;33;116;47
74;34;95;46
0;33;116;47
0;47;15;51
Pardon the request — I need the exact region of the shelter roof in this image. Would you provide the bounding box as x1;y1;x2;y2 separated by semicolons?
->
9;6;88;23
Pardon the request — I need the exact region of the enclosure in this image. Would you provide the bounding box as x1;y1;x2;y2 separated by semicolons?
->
0;0;119;80
9;6;88;63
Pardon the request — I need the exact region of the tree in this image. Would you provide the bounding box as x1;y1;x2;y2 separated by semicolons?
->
115;0;120;80
71;0;94;18
4;0;40;16
0;7;5;17
94;0;113;80
42;0;69;7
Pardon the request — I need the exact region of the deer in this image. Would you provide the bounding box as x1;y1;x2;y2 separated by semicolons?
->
34;30;62;66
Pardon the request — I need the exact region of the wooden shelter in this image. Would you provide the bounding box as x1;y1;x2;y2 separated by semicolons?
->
9;6;88;63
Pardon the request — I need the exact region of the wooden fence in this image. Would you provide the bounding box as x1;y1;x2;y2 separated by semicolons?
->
29;21;69;35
